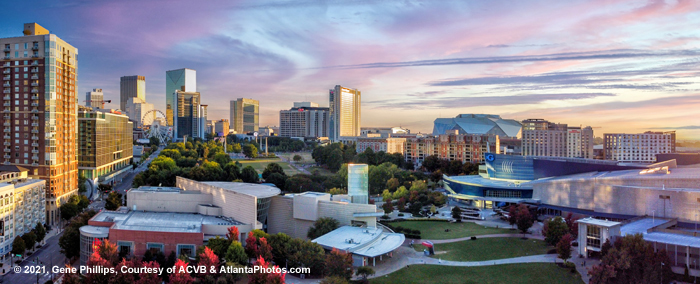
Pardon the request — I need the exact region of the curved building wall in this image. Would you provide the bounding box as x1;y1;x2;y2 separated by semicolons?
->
485;154;534;181
443;177;533;199
79;226;109;266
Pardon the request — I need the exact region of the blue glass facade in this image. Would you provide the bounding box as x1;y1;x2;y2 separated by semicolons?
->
443;176;533;199
485;154;534;181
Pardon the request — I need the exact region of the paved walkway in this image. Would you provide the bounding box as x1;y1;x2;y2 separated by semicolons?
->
423;233;545;244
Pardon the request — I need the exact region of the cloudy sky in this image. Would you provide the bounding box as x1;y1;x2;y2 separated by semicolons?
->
2;0;699;139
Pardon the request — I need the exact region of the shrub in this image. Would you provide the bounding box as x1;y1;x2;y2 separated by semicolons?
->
471;236;477;240
380;215;390;220
395;226;405;233
411;229;421;235
398;213;404;217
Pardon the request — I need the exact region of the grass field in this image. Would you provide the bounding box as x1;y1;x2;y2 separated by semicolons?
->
391;221;516;240
275;152;315;164
370;263;583;284
413;237;550;261
233;158;304;176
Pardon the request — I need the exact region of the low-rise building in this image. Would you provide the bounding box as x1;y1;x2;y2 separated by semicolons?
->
604;131;676;163
405;133;499;167
0;165;46;258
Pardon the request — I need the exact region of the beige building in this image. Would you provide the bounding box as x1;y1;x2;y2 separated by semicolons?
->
522;119;594;158
345;137;406;154
119;75;145;111
1;23;78;226
604;131;676;163
125;97;154;128
230;98;259;134
279;103;329;138
329;85;361;141
85;88;104;109
0;165;46;257
405;134;499;167
214;119;229;136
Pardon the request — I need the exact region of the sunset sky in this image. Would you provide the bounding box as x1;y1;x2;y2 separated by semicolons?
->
2;0;699;139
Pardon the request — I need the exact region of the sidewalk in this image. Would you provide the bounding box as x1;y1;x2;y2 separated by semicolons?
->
0;226;62;276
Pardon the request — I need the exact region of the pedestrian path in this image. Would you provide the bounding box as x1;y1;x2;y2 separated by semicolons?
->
422;233;545;244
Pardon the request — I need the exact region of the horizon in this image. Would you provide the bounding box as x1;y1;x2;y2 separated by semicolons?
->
1;0;699;139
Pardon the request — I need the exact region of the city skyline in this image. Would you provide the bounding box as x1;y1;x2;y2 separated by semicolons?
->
1;1;700;139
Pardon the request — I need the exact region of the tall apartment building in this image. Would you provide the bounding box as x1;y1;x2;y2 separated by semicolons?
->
119;75;145;111
214;119;229;136
521;119;595;158
165;69;196;126
604;131;676;163
404;134;500;167
172;90;205;139
279;102;329;138
1;23;78;226
125;97;154;128
329;85;361;141
0;166;46;256
230;98;259;134
78;106;133;190
85;88;103;108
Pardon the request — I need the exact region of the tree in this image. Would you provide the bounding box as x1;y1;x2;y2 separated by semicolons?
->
84;244;114;284
286;238;325;275
307;217;340;239
22;231;37;251
226;226;240;242
258;237;274;263
397;197;406;212
507;205;518;229
451;206;462;220
77;195;90;212
11;236;25;257
356;266;375;280
564;212;579;238
589;234;673;284
248;256;286;284
542;217;569;246
382;198;393;214
556;233;573;264
226;241;248;266
170;259;194;284
381;189;392;202
136;261;162;284
386;177;400;191
245;234;259;260
321;276;350;284
212;152;232;166
241;166;259;183
105;191;123;210
325;248;353;280
327;149;344;172
262;163;286;179
600;238;613;257
197;247;219;277
265;172;287;189
268;233;291;267
293;154;302;162
514;204;533;236
422;155;441;172
392;186;409;200
60;202;79;220
78;175;87;193
328;188;347;195
206;236;231;261
34;222;46;244
243;144;259;158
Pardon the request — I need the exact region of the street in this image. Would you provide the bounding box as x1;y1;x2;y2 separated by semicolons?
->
114;146;161;195
2;230;66;284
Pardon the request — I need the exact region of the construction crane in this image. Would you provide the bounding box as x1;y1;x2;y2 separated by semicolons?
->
84;99;112;109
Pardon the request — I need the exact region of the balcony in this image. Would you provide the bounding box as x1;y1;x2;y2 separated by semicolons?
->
2;70;8;74
31;54;39;58
30;68;38;73
31;155;38;160
2;122;8;126
2;109;9;113
31;149;39;154
3;76;9;80
2;142;8;146
31;123;38;127
2;56;9;60
2;83;9;87
31;109;38;113
31;89;38;93
31;136;38;140
31;129;38;134
31;142;38;147
2;47;9;52
31;82;38;87
31;61;38;66
31;162;38;166
3;149;9;153
31;75;38;80
31;103;38;107
31;95;38;100
3;155;10;159
2;103;9;107
32;46;39;51
31;116;38;120
3;128;9;133
2;90;9;94
2;63;10;67
2;135;9;139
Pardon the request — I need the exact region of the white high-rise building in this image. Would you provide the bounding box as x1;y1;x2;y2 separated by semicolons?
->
522;119;594;158
125;97;154;128
85;88;104;108
329;85;361;141
604;131;676;163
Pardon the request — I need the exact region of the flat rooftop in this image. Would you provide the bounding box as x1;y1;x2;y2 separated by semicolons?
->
576;217;621;228
312;226;405;258
200;182;281;198
91;210;244;233
132;186;183;193
621;218;700;248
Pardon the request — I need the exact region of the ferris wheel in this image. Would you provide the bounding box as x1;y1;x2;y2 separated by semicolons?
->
141;109;172;145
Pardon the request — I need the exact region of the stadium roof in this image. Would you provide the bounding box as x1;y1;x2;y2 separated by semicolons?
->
433;114;521;137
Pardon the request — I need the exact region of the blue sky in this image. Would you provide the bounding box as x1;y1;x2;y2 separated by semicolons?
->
2;0;699;138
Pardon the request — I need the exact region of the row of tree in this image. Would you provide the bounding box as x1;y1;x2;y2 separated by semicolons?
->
10;222;46;259
312;143;413;172
381;180;446;216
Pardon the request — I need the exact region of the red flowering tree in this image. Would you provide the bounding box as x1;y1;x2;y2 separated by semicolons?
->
198;246;220;277
227;226;240;242
135;260;162;284
258;237;273;262
112;258;137;284
324;248;353;280
249;256;286;284
95;239;120;265
170;259;194;284
245;233;259;260
85;247;114;284
61;264;81;284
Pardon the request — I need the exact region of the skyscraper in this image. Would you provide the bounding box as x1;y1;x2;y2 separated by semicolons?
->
125;97;154;128
230;98;259;134
279;102;329;138
165;68;196;126
85;88;104;108
1;23;78;226
119;75;145;111
172;90;205;139
329;85;361;141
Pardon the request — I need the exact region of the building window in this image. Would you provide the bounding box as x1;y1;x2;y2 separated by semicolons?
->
147;243;164;255
117;241;133;258
177;244;195;258
586;226;601;248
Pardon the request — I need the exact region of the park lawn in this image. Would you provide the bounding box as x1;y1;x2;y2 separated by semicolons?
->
276;152;315;164
391;220;516;240
413;237;550;261
370;263;583;284
234;158;303;176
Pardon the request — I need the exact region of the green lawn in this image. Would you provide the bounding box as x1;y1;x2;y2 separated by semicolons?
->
276;152;315;164
370;263;583;284
413;237;550;261
234;158;303;176
391;221;516;240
